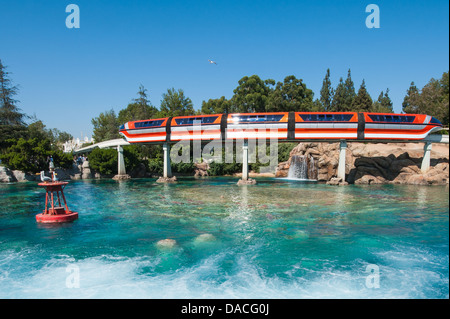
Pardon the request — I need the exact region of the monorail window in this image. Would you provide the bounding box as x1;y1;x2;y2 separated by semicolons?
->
430;117;442;125
368;115;415;123
119;124;125;130
135;120;164;128
231;114;284;123
174;116;219;125
299;114;353;122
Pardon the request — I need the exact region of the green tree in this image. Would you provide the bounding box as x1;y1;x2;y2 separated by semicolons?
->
0;59;25;126
159;88;194;117
402;81;420;114
0;60;28;148
343;69;356;111
26;119;72;150
27;120;49;141
439;71;449;125
331;77;346;111
401;72;449;126
118;85;158;124
373;89;393;113
419;75;449;125
0;138;50;173
231;75;275;113
91;109;120;143
200;96;233;114
352;79;373;111
319;68;334;111
266;75;314;112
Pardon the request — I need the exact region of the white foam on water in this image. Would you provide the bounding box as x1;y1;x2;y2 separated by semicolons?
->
0;244;447;299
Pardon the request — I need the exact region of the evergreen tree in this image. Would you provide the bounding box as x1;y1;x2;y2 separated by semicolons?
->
342;69;356;111
373;89;394;113
0;60;29;147
331;77;346;111
319;69;333;111
352;79;373;111
402;82;420;114
118;85;158;124
0;59;25;126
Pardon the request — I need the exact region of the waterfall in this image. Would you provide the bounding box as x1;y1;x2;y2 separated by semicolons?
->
287;155;317;180
308;156;318;180
288;155;308;179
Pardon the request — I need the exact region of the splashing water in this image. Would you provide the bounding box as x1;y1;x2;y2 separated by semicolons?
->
0;178;448;298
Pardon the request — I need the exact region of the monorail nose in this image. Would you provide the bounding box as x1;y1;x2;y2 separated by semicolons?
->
430;117;443;126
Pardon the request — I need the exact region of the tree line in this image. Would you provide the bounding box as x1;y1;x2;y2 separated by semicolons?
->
92;69;449;143
88;69;447;176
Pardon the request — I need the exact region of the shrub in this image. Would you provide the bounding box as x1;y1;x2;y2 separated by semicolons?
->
51;149;73;169
0;138;51;173
148;158;163;175
88;148;117;175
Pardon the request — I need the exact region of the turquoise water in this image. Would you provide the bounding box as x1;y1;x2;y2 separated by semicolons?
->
0;177;448;299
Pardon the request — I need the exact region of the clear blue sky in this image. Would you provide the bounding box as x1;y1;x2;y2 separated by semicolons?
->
1;0;448;139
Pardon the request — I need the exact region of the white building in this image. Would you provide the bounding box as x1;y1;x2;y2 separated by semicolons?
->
63;136;95;153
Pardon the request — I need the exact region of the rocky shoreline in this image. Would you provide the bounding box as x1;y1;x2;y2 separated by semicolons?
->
275;142;449;186
1;142;449;185
0;161;99;183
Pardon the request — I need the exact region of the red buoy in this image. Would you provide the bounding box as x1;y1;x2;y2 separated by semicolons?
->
36;178;78;223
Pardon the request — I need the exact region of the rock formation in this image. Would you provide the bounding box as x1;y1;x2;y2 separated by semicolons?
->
237;178;257;185
276;142;449;185
194;161;209;177
156;176;177;183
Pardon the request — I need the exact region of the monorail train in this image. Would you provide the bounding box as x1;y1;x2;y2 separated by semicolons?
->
119;112;443;144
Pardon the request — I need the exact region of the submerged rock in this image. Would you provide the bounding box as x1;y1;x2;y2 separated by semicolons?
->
194;233;216;243
155;239;177;250
112;174;131;180
237;178;257;186
292;230;309;240
156;176;177;183
326;177;348;186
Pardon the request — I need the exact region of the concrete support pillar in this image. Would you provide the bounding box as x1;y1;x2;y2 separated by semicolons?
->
163;143;172;178
421;142;432;173
242;140;249;181
117;145;126;175
337;140;347;181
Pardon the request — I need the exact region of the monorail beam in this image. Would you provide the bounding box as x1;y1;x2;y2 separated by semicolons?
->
242;140;249;181
337;140;347;181
421;142;432;173
117;145;126;175
163;143;172;178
